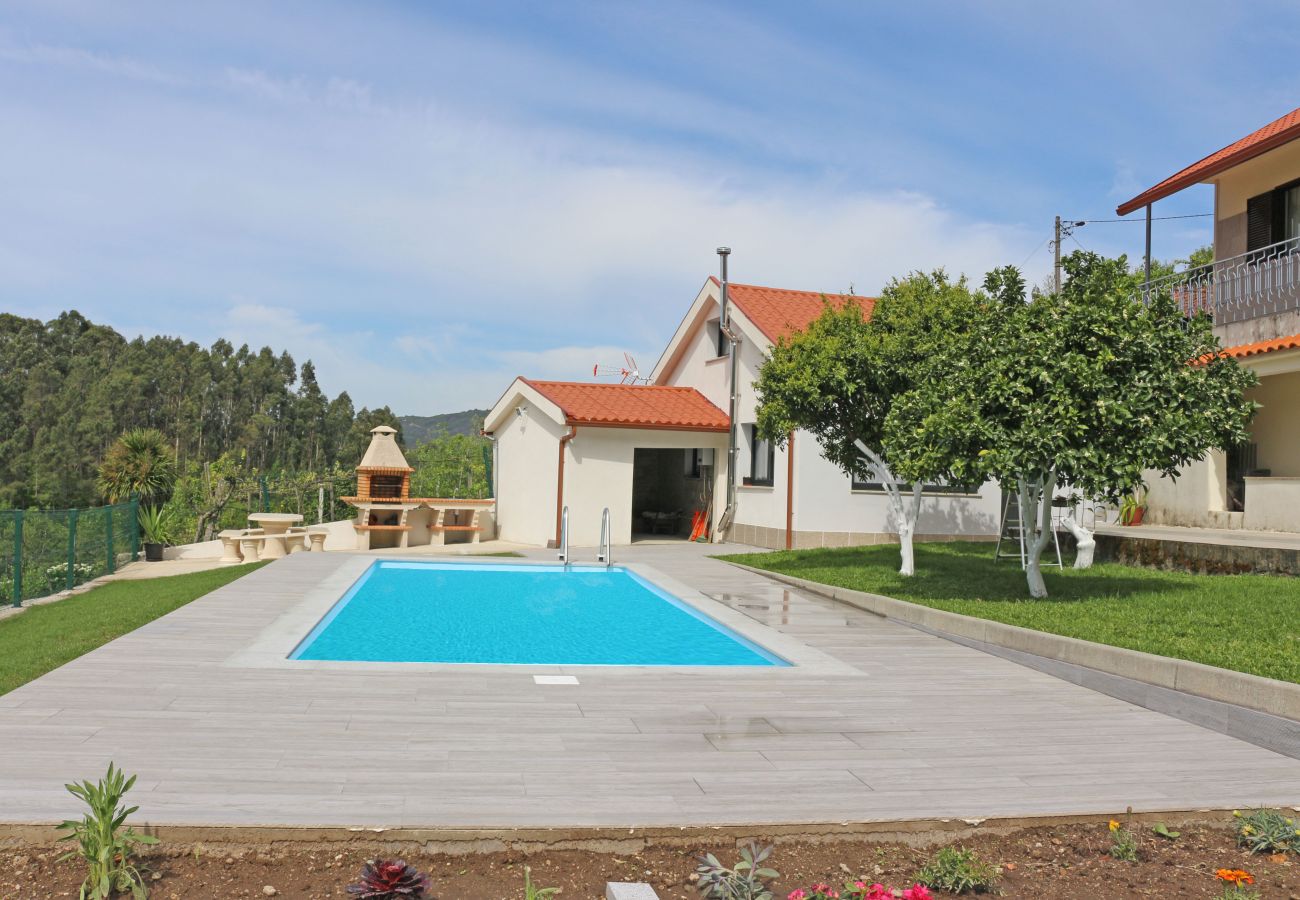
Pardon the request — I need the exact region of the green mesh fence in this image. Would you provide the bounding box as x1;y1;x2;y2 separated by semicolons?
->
0;498;139;607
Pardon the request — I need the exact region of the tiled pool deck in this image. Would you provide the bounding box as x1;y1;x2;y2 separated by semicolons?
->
1;543;1297;829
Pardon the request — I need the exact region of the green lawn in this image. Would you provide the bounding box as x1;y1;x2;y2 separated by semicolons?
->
0;562;267;696
717;542;1299;684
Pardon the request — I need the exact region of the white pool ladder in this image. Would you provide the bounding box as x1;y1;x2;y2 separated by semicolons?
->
557;505;570;566
597;506;612;567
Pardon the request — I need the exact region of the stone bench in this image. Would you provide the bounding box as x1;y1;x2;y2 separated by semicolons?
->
219;526;321;563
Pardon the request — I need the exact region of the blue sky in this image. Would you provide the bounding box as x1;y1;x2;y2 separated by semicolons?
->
3;1;1299;413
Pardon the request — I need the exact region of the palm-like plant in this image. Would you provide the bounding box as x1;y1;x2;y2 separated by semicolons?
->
97;429;178;505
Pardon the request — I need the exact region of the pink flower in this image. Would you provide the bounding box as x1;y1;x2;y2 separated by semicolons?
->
812;885;830;893
787;891;807;900
901;885;933;900
863;885;892;900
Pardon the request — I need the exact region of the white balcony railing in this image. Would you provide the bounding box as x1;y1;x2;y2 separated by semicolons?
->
1137;236;1300;323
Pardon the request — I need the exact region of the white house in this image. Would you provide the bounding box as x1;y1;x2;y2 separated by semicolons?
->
484;272;1002;548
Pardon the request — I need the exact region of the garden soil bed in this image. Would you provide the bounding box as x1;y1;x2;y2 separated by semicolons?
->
5;821;1296;899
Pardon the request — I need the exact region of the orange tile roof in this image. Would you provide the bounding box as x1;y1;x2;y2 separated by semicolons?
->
522;379;729;431
1217;331;1300;360
710;277;875;342
1117;107;1300;216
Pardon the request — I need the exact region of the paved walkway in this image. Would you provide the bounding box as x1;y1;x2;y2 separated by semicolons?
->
0;543;1297;829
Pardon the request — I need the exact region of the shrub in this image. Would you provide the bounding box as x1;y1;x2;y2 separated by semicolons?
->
695;842;779;900
345;859;431;898
914;846;999;894
1234;808;1300;855
44;562;96;593
56;762;159;900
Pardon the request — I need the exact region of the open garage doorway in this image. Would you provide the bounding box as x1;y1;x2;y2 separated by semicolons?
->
631;448;714;541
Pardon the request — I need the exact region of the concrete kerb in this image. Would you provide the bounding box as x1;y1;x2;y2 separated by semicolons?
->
722;561;1300;723
0;810;1256;856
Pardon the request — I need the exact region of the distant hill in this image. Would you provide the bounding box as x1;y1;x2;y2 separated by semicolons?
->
399;410;488;445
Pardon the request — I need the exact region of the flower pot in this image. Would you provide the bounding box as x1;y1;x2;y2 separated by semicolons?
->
144;542;164;562
1122;507;1145;527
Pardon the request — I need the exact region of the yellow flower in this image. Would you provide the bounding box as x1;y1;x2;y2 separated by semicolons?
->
1233;810;1241;817
1242;826;1253;834
1109;819;1120;832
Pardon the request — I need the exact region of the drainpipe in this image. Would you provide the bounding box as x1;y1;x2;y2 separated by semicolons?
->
554;425;577;548
718;247;740;534
1144;203;1152;287
785;430;794;550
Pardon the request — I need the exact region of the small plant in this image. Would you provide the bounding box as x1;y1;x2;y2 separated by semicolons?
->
1108;814;1139;861
789;882;933;899
695;842;778;900
1233;807;1300;854
345;858;431;898
1214;868;1259;899
914;846;999;894
1151;822;1180;841
523;865;560;900
56;762;159;900
138;505;174;546
1118;487;1147;526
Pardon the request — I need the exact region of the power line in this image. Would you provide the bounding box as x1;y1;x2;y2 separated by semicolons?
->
1016;235;1052;270
1068;213;1213;224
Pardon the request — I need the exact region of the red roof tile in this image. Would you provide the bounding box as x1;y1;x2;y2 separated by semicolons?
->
710;277;875;342
1117;107;1300;216
1217;331;1300;360
522;380;729;431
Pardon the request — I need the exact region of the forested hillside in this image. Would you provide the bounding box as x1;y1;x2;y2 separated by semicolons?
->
0;310;401;509
399;410;488;444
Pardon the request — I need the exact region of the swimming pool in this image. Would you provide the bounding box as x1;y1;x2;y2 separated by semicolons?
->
290;561;788;666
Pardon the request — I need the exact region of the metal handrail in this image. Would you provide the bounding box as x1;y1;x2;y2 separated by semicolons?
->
597;507;611;567
1136;235;1300;324
557;505;569;565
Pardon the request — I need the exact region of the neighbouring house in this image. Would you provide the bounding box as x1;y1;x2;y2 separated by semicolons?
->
484;275;1002;548
1118;106;1300;534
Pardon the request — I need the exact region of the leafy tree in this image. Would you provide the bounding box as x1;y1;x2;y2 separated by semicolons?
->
909;251;1257;597
754;273;982;575
96;428;178;505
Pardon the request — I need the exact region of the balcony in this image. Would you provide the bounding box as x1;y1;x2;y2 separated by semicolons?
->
1138;236;1300;326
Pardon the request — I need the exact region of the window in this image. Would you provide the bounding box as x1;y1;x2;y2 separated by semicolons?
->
850;475;974;495
1246;180;1300;251
706;318;729;358
744;426;774;487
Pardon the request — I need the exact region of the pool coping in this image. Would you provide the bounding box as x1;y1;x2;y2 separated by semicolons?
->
225;554;859;677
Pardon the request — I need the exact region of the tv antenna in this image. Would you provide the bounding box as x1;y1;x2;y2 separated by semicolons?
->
593;352;650;385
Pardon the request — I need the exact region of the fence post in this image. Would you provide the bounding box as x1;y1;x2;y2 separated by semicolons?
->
66;508;79;591
128;497;140;562
106;505;115;575
11;510;22;607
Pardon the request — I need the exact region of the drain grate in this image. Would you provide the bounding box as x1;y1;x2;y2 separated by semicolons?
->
533;675;579;685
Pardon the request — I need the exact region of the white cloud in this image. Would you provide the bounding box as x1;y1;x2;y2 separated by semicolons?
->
0;13;1038;414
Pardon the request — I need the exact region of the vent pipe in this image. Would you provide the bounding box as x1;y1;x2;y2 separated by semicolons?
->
718;247;739;535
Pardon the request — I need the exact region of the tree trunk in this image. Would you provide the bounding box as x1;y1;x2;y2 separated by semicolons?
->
1060;513;1095;569
854;440;921;576
1019;470;1057;598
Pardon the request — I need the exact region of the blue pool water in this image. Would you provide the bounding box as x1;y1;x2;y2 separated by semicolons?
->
291;561;787;666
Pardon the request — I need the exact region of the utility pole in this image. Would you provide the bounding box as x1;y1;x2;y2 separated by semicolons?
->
1053;215;1062;294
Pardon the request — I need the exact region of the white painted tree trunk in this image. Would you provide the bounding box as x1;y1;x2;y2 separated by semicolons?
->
1060;513;1095;570
1018;470;1057;598
854;440;921;576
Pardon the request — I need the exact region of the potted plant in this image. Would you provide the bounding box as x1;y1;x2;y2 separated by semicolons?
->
1119;487;1147;526
138;505;173;561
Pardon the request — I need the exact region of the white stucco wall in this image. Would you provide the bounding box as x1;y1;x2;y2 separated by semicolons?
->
492;403;564;545
1143;452;1230;527
791;433;1001;538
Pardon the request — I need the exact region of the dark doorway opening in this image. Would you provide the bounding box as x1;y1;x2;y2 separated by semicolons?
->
631;448;713;541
